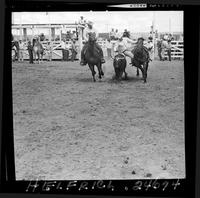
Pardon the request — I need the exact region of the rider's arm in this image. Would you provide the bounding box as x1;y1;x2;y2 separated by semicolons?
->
127;37;135;44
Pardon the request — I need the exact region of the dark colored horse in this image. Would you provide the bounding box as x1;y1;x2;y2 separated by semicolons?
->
84;33;104;82
131;39;150;83
11;41;19;61
33;37;44;63
113;53;128;80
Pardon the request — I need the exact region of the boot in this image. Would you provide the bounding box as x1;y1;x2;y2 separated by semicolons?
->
80;58;87;66
101;58;105;64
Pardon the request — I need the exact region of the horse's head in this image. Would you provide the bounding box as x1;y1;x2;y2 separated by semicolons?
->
88;32;96;44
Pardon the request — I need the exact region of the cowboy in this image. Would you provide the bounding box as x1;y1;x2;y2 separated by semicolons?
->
80;21;105;66
114;32;135;59
136;37;150;60
27;40;34;63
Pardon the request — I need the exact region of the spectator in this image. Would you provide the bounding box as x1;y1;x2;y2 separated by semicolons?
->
105;39;112;58
46;41;52;61
123;29;130;38
72;30;77;40
78;16;87;40
27;41;34;64
78;16;86;27
18;40;25;61
115;29;120;40
157;39;163;61
166;38;172;61
109;28;115;40
66;31;72;41
61;39;69;61
70;40;77;62
145;36;154;61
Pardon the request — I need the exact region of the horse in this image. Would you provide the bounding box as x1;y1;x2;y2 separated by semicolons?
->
33;37;44;63
11;40;19;61
131;39;150;83
84;33;104;82
112;52;128;80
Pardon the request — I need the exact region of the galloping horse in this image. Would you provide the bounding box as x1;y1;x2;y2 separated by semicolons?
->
84;33;104;82
131;38;150;83
33;37;44;63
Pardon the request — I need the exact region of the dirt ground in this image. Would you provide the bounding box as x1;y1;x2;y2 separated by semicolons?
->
12;58;185;180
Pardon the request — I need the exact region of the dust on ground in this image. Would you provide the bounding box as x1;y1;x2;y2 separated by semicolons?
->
12;59;185;180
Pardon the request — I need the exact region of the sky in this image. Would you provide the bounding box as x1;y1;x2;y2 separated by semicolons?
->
12;11;183;33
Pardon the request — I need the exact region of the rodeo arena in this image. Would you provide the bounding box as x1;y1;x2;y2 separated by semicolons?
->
12;12;185;180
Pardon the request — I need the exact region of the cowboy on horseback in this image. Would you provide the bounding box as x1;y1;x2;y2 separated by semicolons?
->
80;21;105;66
114;32;135;59
132;37;151;63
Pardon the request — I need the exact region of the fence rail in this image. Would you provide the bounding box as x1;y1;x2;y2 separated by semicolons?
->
12;40;184;61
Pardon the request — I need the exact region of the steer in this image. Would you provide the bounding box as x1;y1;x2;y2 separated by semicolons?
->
113;53;128;80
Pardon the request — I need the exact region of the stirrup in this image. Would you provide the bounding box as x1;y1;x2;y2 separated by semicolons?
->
80;60;87;65
101;58;105;63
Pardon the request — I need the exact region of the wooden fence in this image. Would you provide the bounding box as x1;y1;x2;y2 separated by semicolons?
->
12;40;184;61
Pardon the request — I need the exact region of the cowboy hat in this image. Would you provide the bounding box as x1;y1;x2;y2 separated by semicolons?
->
87;21;93;25
137;37;144;41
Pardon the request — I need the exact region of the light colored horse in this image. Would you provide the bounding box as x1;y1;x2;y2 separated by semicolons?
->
33;37;44;64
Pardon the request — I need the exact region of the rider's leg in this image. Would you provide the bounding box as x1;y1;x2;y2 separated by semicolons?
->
95;43;105;63
80;43;88;65
123;50;134;59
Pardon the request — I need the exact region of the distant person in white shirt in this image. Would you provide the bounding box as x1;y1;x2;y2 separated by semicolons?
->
78;16;87;40
114;32;135;59
18;40;25;61
105;39;112;58
115;29;121;40
144;36;154;61
80;21;105;65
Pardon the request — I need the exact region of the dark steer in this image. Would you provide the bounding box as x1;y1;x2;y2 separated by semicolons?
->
113;53;128;80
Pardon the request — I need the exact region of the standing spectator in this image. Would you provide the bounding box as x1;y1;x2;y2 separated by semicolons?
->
123;29;130;38
157;39;163;61
72;30;77;40
61;39;68;61
115;29;120;40
109;28;115;40
70;40;77;62
145;36;154;61
27;41;34;64
46;41;52;61
105;39;112;58
78;16;87;40
66;31;71;41
19;40;25;61
166;37;172;61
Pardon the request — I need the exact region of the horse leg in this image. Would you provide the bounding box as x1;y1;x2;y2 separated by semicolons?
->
124;70;128;80
88;64;96;82
142;62;148;83
100;63;104;76
38;53;40;64
137;65;145;82
97;63;103;80
136;68;140;76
